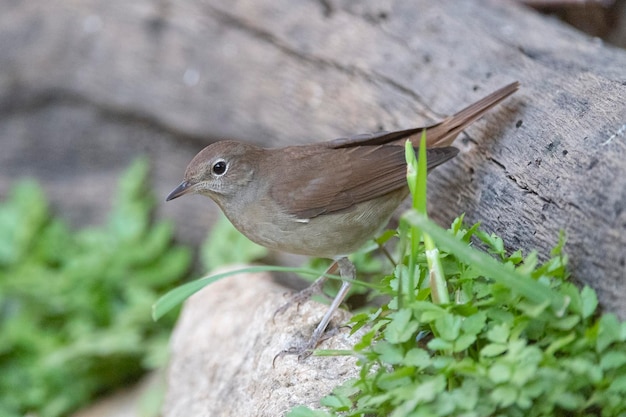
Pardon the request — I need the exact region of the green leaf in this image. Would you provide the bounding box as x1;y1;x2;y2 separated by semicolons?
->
548;315;580;331
507;249;524;265
480;343;508;357
378;369;417;392
450;381;480;412
608;375;626;393
413;301;446;322
476;231;505;257
404;136;427;213
551;230;567;257
415;132;428;214
490;386;517;407
580;285;598;319
434;314;462;341
384;309;419;344
461;311;487;335
516;299;550;318
453;333;476;352
554;391;585;410
600;350;626;370
488;362;512;383
414;375;446;404
487;323;510;344
374;341;405;365
545;333;576;356
403;135;430;306
404;348;431;369
597;313;621;352
375;228;397;247
427;338;453;351
320;394;351;410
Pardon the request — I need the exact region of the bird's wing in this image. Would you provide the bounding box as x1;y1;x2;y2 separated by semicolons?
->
269;144;458;219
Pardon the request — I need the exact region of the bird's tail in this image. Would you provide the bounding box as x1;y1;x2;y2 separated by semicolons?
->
425;81;520;147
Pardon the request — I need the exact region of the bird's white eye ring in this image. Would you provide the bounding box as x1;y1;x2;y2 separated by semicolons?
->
212;159;228;176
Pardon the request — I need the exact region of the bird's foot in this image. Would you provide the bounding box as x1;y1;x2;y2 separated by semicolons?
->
273;262;339;320
273;258;354;364
273;327;340;364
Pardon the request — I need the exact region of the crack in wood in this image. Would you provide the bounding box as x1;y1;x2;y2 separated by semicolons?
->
488;156;560;208
488;156;506;170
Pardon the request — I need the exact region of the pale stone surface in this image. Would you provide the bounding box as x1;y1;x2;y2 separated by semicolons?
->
163;271;362;417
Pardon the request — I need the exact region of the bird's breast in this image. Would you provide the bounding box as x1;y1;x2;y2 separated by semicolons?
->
220;189;407;258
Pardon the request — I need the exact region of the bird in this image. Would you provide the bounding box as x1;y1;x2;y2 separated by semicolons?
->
166;81;519;358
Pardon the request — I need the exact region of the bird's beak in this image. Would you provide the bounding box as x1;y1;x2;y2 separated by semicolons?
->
166;180;193;201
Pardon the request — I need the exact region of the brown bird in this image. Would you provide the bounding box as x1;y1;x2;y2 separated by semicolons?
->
166;81;519;358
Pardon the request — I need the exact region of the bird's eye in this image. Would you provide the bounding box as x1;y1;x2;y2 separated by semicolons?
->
212;160;227;176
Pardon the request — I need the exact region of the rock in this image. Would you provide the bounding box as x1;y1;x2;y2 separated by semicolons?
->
162;270;362;417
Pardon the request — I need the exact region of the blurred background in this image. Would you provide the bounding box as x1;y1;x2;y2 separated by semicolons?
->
1;1;625;416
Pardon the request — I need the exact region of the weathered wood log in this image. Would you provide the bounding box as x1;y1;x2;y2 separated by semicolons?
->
0;0;624;314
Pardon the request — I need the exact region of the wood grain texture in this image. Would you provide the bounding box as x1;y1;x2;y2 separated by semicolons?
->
0;0;624;316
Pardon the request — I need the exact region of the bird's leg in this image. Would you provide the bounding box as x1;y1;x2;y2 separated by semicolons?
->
276;257;354;361
273;260;339;319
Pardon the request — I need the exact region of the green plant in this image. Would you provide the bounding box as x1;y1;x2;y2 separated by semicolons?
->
0;159;191;417
287;139;626;416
